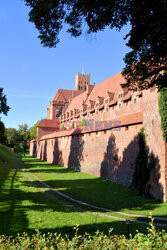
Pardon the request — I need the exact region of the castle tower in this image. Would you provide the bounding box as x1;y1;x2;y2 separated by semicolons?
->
75;72;90;91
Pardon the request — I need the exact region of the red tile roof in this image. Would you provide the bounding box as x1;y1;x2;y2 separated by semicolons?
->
122;91;133;101
65;91;89;113
40;112;143;140
53;89;83;102
99;104;104;110
108;98;117;106
37;119;60;128
85;72;126;105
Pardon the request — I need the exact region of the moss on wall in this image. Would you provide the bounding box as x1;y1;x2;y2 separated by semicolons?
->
159;85;167;142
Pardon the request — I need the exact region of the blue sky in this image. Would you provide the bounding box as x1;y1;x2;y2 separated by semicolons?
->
0;0;130;129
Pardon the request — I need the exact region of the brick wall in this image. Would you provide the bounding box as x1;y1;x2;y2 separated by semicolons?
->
30;88;166;201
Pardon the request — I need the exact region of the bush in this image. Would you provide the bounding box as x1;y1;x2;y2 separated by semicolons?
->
0;217;166;249
81;118;86;127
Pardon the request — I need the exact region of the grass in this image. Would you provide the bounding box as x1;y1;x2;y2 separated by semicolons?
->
22;155;167;218
0;145;166;238
0;144;148;237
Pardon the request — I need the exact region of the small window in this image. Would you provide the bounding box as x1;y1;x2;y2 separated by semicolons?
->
104;130;106;134
96;131;98;135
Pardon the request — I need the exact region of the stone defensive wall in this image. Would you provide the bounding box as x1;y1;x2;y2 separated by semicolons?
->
30;89;166;201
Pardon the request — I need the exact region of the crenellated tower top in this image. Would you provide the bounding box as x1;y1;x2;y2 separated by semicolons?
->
75;72;90;91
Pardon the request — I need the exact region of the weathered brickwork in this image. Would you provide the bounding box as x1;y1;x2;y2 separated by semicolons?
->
30;72;166;201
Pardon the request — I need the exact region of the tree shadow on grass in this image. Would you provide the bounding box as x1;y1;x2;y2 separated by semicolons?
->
6;178;157;238
22;177;167;218
1;159;164;238
32;220;149;238
0;168;29;236
22;153;167;217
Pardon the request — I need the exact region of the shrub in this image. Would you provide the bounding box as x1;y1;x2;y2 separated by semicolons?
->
0;217;166;249
72;121;75;129
61;123;66;130
133;128;156;196
81;118;86;127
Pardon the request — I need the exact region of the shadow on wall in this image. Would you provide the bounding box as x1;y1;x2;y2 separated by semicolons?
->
40;143;43;160
68;134;84;171
145;155;164;201
100;133;139;187
32;142;37;158
100;132;163;200
43;140;47;162
53;138;64;166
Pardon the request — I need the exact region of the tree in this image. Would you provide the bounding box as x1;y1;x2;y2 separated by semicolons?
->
0;88;10;115
18;124;30;155
0;121;6;144
5;128;18;147
24;0;167;90
29;121;39;140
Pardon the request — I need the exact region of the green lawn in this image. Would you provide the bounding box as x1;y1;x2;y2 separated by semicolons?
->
0;144;148;237
0;145;166;237
22;155;167;218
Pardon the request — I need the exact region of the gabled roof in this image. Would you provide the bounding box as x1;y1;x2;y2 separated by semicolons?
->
37;119;60;129
53;89;83;102
85;72;125;105
65;91;89;113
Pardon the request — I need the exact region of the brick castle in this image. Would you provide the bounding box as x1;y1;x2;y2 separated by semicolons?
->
30;71;167;201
